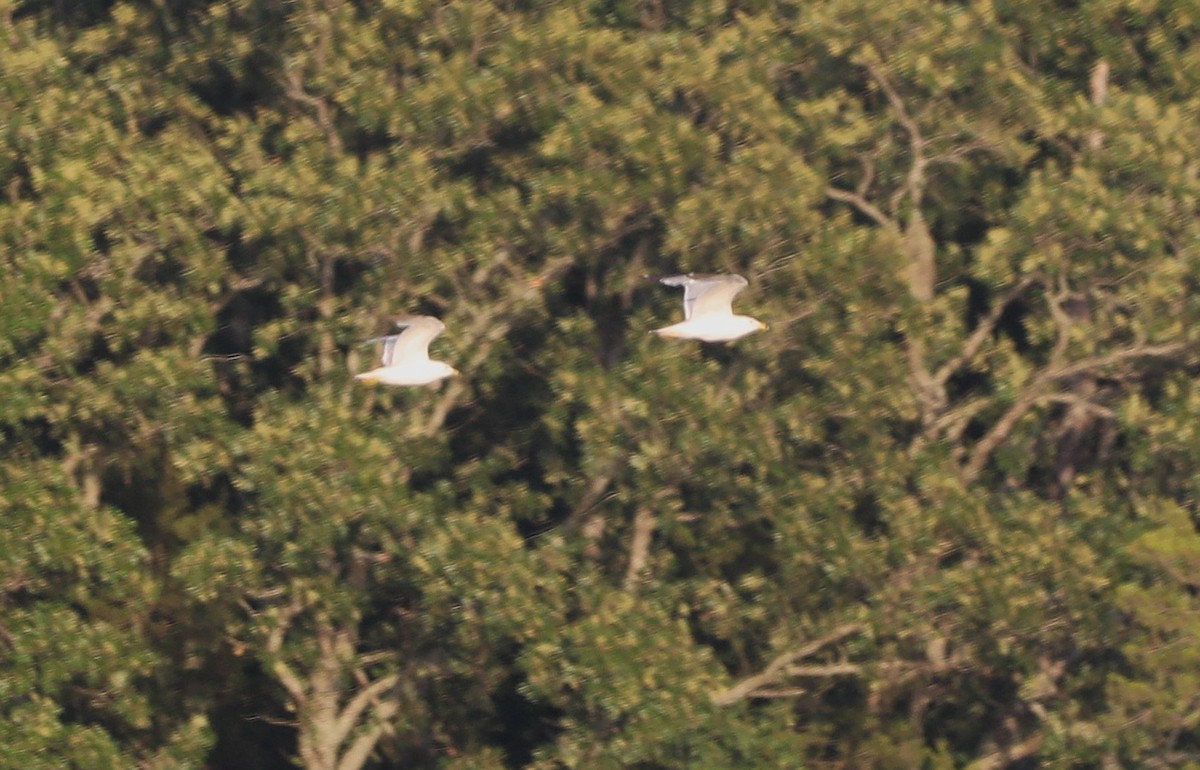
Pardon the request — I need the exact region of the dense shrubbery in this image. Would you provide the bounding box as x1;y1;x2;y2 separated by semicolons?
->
3;1;1199;767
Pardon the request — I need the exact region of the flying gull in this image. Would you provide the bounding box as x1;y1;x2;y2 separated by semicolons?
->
651;273;766;342
355;316;458;386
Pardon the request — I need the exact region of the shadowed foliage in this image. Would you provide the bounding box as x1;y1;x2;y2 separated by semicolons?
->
3;0;1200;768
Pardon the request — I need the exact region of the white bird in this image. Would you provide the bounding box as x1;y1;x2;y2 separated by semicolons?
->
651;273;767;342
355;316;458;386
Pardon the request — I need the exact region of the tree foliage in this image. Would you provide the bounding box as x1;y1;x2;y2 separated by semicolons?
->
3;0;1200;767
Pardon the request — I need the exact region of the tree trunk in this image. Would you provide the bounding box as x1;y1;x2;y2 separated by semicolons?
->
905;209;936;301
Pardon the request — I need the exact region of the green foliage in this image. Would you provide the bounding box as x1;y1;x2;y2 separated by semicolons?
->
1103;500;1200;767
0;461;212;767
3;0;1199;768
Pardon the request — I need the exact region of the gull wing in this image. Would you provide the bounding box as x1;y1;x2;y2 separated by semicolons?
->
659;274;748;320
363;316;446;366
386;316;446;365
378;335;400;366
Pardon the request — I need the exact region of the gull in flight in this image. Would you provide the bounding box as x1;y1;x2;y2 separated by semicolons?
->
355;316;458;386
651;273;767;342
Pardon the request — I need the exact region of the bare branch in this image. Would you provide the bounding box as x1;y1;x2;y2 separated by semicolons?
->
1046;274;1074;369
958;276;1191;484
905;209;937;301
889;180;909;223
863;59;941;300
865;61;924;155
739;687;809;699
422;294;517;437
250;594;310;704
865;59;928;221
959;385;1047;484
422;341;491;438
960;280;1070;483
783;662;863;677
966;733;1043;770
331;674;400;750
272;659;309;705
1087;58;1109;151
907;337;942;420
264;594;307;655
1045;342;1188;383
337;699;400;770
622;506;657;593
933;276;1039;388
856;152;878;197
712;623;868;707
925;139;998;167
570;471;617;524
570;469;619;560
825;186;898;231
1036;392;1115;419
284;68;342;154
960;338;1191;486
910;396;993;459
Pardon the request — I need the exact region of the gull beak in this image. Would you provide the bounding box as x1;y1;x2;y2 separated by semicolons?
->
356;374;379;385
450;367;461;377
758;320;769;331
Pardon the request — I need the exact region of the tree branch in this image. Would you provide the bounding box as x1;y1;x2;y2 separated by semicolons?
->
1087;58;1109;151
568;467;619;560
1046;274;1074;369
622;505;657;593
865;59;941;300
866;59;928;216
958;275;1191;484
422;319;505;438
272;659;309;705
422;256;574;437
910;396;993;459
331;674;400;751
959;382;1049;485
933;276;1039;388
866;60;924;155
966;733;1043;770
783;662;863;677
569;470;617;524
959;279;1071;483
1036;392;1115;419
1045;342;1188;383
255;595;309;704
825;186;897;231
264;594;306;656
737;687;809;699
712;623;868;707
337;699;400;770
907;337;942;419
284;68;342;155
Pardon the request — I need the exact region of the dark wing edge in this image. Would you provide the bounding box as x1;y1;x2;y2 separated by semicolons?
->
359;334;401;366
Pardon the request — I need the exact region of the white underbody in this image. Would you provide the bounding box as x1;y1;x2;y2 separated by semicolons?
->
354;360;457;386
653;314;765;342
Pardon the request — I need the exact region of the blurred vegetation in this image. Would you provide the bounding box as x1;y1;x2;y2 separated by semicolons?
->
3;0;1200;768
